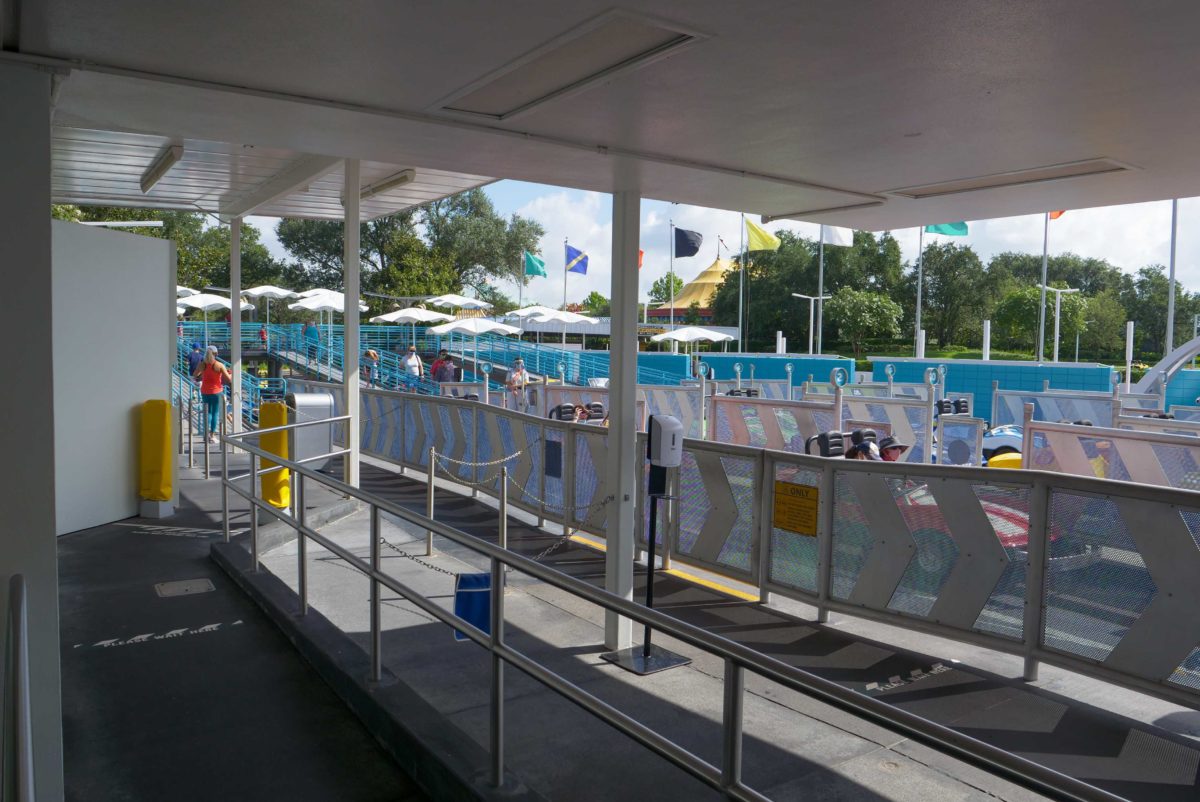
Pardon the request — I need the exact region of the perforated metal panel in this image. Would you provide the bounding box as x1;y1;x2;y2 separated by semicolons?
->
672;444;758;581
768;463;822;594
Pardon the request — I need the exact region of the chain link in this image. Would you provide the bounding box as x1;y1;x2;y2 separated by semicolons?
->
378;535;459;577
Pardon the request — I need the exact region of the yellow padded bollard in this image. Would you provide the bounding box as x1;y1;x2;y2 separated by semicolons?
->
259;401;291;509
139;399;173;501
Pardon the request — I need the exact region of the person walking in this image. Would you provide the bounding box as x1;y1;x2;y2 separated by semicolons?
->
506;358;529;411
186;342;204;378
402;345;424;390
434;354;457;384
363;348;380;387
193;346;231;444
258;324;268;347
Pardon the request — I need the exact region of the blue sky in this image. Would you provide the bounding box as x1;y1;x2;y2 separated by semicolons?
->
249;182;1200;309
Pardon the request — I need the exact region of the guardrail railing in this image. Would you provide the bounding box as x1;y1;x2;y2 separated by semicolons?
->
3;574;35;802
219;417;1126;802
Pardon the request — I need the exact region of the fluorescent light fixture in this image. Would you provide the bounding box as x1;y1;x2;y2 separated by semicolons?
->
139;144;183;194
360;169;416;200
887;158;1134;200
80;221;164;228
434;10;705;121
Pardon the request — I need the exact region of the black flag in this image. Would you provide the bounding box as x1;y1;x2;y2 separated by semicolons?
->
673;227;703;257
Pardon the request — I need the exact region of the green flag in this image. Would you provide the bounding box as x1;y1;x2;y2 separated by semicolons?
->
524;250;547;277
924;222;968;236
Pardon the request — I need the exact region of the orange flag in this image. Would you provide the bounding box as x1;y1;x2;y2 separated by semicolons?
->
638;249;644;268
1049;210;1066;220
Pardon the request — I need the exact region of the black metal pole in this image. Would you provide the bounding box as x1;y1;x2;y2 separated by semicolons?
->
643;493;660;660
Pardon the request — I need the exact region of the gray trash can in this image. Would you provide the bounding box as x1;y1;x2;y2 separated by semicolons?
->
286;392;334;471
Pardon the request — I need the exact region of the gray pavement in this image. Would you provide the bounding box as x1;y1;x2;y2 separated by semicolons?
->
57;454;424;802
242;456;1199;801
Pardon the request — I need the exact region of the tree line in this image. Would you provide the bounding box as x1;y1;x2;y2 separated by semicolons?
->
708;230;1193;361
52;189;543;320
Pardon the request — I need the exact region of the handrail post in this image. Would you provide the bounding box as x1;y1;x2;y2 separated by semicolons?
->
721;658;744;792
815;462;837;623
370;504;382;682
499;466;508;552
489;552;506;788
563;427;575;537
249;451;259;572
187;391;194;468
297;474;308;615
1022;478;1051;681
426;446;436;556
221;430;231;543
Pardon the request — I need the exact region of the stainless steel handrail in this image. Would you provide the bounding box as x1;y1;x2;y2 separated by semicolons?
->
3;574;35;802
221;426;1122;802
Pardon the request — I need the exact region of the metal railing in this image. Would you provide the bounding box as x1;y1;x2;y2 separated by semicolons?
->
219;418;1124;802
2;574;34;802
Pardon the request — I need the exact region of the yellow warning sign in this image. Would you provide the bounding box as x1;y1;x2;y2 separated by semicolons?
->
773;481;819;536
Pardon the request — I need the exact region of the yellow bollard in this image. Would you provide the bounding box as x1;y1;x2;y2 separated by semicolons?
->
259;401;291;509
139;399;173;501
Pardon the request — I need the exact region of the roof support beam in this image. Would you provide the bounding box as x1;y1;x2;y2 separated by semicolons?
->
218;153;340;218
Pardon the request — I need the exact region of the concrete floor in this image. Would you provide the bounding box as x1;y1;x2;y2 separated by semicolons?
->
57;454;425;802
245;456;1200;801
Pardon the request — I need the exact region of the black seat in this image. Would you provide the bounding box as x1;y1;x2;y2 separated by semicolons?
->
549;403;576;420
586;401;606;417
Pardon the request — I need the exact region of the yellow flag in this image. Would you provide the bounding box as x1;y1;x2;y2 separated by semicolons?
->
744;217;781;251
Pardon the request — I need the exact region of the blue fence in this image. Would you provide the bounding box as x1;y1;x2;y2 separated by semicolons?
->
871;359;1117;425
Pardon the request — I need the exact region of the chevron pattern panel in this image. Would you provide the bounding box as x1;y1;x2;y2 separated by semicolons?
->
674;443;759;582
829;470;1031;641
1043;490;1200;693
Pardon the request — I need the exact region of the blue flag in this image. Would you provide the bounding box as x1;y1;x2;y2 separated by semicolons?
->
565;244;588;275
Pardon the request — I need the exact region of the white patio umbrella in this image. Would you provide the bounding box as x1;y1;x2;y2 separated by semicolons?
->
651;326;735;343
429;317;522;380
289;293;369;376
531;309;598;348
428;293;494;310
177;285;199;297
508;305;560;318
177;293;254;346
369;307;455;348
241;284;297;326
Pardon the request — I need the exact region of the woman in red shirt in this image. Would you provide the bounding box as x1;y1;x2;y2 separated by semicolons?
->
193;346;232;443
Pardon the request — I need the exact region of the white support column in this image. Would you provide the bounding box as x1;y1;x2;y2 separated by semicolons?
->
605;190;640;650
982;319;991;361
229;216;243;433
343;159;361;487
0;62;65;799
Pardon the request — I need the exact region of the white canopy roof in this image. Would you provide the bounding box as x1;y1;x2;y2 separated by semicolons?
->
428;293;493;310
429;318;521;336
650;326;735;344
370;307;456;324
176;286;198;297
289;292;369;313
241;285;298;300
177;293;254;313
530;310;598;325
508;305;561;318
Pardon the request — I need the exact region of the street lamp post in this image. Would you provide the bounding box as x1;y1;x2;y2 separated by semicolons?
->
792;293;832;355
1037;284;1079;363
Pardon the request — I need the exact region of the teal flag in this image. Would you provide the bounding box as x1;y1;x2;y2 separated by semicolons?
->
524;250;547;277
924;222;968;236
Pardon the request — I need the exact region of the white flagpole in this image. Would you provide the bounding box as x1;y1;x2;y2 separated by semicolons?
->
669;221;676;330
1036;213;1050;362
1167;199;1179;354
738;215;746;352
817;227;825;354
914;226;924;355
563;237;569;346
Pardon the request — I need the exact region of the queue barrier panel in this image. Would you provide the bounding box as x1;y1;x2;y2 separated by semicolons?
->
342;382;1200;708
1116;413;1200;438
1024;419;1200;490
840;396;933;464
992;389;1118;428
708;395;837;454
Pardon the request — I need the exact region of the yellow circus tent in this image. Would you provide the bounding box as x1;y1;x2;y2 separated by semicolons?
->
654;257;736;313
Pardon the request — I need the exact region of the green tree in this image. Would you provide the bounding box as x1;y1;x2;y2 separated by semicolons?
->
684;301;702;325
1078;291;1128;359
477;285;520;315
423;189;544;291
581;290;610;317
649;273;685;304
53;205;284;292
913;242;991;346
992;285;1087;353
824;287;901;358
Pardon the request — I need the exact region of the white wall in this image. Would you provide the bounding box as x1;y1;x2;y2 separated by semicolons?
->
52;220;174;535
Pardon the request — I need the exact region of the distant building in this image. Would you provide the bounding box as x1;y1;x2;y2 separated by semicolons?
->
648;257;736;324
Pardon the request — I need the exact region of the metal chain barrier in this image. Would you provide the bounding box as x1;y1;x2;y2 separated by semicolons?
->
378;534;459;577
